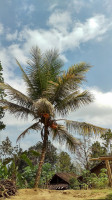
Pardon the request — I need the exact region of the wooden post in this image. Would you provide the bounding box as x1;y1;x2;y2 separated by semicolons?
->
89;157;112;187
105;160;112;187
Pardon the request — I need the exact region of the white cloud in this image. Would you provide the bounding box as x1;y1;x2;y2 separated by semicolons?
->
0;23;4;35
48;11;72;33
20;14;112;54
6;30;18;41
67;88;112;129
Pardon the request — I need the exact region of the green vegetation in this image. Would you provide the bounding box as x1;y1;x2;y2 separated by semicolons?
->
81;168;108;189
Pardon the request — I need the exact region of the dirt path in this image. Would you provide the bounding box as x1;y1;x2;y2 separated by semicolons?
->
5;188;112;200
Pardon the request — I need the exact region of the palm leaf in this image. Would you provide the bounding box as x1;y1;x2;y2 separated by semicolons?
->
55;90;93;115
0;83;33;107
65;120;108;135
17;122;41;142
27;47;64;100
0;99;34;119
21;154;33;169
69;62;92;76
50;124;81;152
16;59;35;96
45;62;92;103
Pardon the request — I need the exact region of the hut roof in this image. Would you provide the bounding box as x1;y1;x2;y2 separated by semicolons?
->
51;173;77;184
90;161;105;172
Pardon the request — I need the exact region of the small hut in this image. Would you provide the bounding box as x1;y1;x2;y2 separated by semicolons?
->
48;173;77;190
90;161;106;175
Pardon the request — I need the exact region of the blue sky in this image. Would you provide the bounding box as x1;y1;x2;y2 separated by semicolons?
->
0;0;112;150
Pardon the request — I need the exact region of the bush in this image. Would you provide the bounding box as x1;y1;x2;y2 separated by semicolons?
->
81;168;108;189
69;177;80;189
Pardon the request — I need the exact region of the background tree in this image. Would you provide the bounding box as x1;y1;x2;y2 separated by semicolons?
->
101;129;112;154
0;62;5;133
0;136;13;159
56;151;73;172
91;141;107;158
75;136;92;170
28;141;57;168
0;47;107;188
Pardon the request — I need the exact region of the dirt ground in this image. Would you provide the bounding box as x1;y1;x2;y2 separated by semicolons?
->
5;188;112;200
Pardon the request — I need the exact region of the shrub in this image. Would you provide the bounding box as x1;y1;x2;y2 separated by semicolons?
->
81;168;108;189
69;177;80;189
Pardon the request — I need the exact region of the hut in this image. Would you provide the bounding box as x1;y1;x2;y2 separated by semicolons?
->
48;173;77;190
90;161;106;175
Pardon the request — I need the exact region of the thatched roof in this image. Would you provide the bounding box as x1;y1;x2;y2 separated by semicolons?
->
50;173;77;184
90;161;105;172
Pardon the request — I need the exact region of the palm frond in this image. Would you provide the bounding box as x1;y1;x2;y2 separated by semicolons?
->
43;49;63;81
55;90;93;115
65;120;108;135
16;59;35;96
17;122;41;142
0;99;34;119
0;83;33;108
26;47;44;99
27;47;64;100
44;62;92;103
69;62;92;76
33;98;55;118
50;124;81;152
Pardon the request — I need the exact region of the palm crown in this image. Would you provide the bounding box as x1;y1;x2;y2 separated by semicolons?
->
0;47;107;188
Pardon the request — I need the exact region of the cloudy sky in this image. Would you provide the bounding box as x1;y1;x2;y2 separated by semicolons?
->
0;0;112;150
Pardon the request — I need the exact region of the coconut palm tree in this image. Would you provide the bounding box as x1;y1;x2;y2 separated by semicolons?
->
0;47;107;188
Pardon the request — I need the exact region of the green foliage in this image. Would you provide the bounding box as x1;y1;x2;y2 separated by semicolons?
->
101;129;112;154
20;163;55;188
40;163;55;188
81;168;108;189
17;47;64;100
90;141;107;168
21;153;33;169
69;177;80;189
56;151;71;172
0;162;9;179
28;141;57;167
22;165;38;188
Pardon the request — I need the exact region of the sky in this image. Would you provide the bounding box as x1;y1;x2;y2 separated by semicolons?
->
0;0;112;150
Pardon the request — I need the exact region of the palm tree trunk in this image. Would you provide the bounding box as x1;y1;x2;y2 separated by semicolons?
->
34;126;48;189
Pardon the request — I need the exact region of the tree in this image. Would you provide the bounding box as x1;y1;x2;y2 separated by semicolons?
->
75;136;92;170
0;136;13;159
0;62;5;132
101;129;112;154
28;141;57;167
56;151;72;172
0;46;107;188
91;141;107;158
